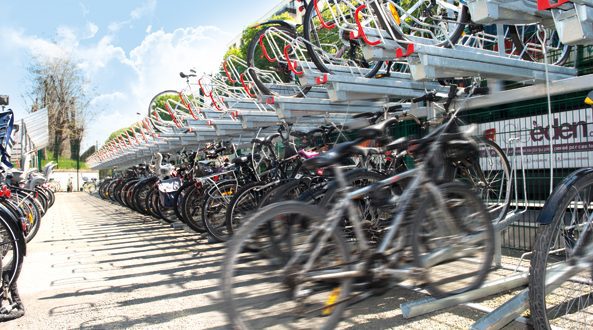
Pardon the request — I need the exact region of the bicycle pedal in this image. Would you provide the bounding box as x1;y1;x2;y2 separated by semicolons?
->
0;303;16;314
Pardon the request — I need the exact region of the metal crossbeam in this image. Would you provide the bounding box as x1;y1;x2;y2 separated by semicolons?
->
274;97;386;119
301;70;444;102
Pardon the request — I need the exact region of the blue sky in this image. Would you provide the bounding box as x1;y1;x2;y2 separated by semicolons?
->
0;0;281;151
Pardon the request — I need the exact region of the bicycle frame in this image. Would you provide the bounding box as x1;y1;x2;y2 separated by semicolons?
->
284;155;441;283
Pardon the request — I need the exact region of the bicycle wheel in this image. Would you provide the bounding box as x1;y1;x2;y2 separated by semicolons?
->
412;182;494;297
0;207;25;292
223;201;352;329
259;177;324;206
134;178;156;215
18;196;40;243
302;0;384;78
41;186;55;208
509;25;571;66
529;168;593;329
173;181;192;224
379;0;469;47
15;191;42;242
182;185;206;233
202;180;238;242
246;25;312;98
454;137;511;223
157;195;178;223
226;181;275;237
146;189;164;220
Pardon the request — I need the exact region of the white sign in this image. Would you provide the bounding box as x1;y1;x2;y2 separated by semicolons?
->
477;107;593;170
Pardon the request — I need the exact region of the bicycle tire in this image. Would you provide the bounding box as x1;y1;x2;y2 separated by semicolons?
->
173;181;193;224
529;168;593;329
0;206;25;293
202;180;238;242
156;194;178;223
15;191;42;242
246;25;312;98
18;196;40;243
181;185;207;233
225;181;276;237
222;201;352;330
134;178;157;215
508;25;571;66
412;182;494;297
454;137;512;223
302;0;383;78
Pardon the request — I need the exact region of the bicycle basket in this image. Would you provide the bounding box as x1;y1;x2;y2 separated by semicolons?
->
158;177;181;208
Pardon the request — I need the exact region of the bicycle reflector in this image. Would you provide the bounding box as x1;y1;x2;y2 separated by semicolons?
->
585;91;593;105
389;3;401;25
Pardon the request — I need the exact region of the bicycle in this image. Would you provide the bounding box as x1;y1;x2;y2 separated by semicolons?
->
82;178;97;194
528;95;593;329
222;84;495;329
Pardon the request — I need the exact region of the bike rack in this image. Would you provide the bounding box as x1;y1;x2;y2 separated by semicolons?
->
300;65;444;102
273;96;388;119
466;0;553;24
400;138;533;329
365;40;577;82
261;26;376;79
550;2;593;45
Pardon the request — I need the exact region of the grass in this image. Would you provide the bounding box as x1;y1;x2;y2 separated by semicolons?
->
41;151;88;170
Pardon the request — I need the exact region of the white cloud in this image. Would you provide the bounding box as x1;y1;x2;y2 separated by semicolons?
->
56;26;79;49
130;0;156;19
77;36;129;76
89;92;125;107
108;0;157;33
84;22;99;39
145;24;152;34
126;26;230;102
1;28;68;60
108;21;127;33
1;22;233;151
79;2;90;17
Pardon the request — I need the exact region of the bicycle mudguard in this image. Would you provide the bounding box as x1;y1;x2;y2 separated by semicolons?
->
254;20;296;30
537;167;593;225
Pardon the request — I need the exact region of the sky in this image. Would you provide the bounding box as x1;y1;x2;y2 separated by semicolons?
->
0;0;281;151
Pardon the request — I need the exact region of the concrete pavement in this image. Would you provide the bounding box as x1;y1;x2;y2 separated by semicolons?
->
4;193;528;329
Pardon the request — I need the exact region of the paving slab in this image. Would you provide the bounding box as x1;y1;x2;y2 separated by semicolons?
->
3;193;529;330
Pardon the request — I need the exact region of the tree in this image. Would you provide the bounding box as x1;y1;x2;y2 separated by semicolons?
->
80;145;96;162
105;127;129;144
28;57;89;160
222;12;296;74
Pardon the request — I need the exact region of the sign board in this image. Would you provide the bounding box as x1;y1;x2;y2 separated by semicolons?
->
477;107;593;170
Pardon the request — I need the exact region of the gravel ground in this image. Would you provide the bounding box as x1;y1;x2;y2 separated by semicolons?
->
4;193;530;329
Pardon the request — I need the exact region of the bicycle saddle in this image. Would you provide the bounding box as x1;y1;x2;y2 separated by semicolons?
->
302;138;363;169
352;146;383;156
179;71;197;78
290;131;307;138
232;155;252;165
384;137;409;152
359;117;399;139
